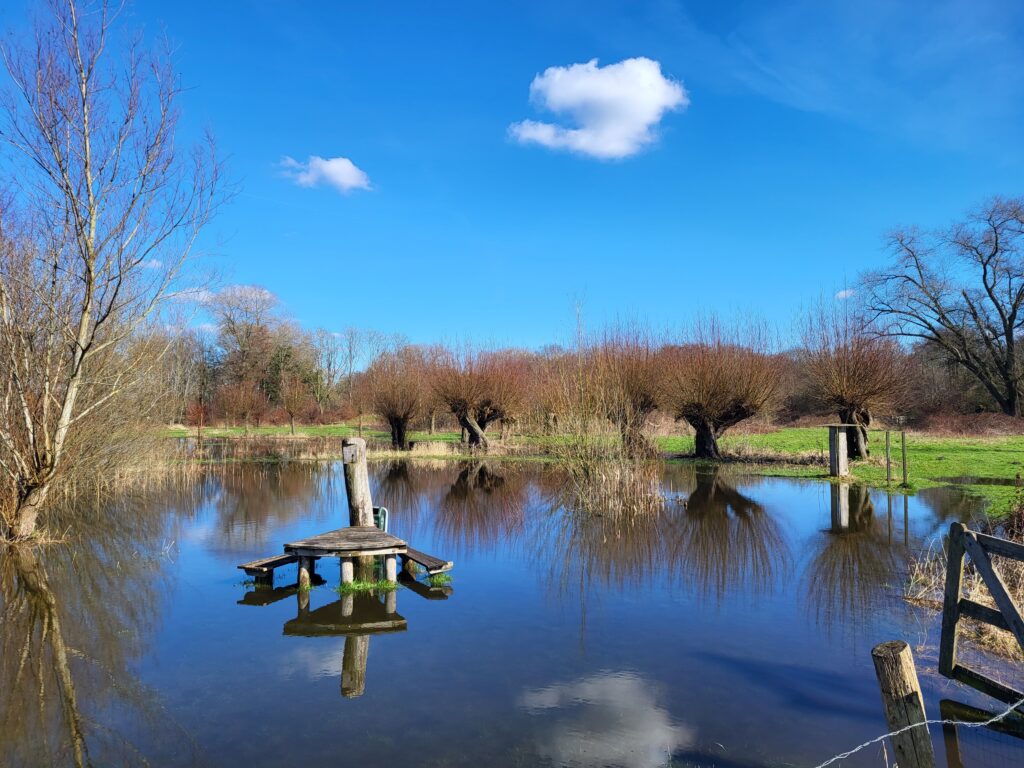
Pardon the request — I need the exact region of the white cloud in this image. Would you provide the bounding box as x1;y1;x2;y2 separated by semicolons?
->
509;57;688;159
281;155;371;193
143;259;163;270
835;288;856;300
173;286;214;305
520;672;695;768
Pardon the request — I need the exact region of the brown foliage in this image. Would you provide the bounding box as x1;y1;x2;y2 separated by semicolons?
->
591;327;661;457
361;346;428;450
432;348;529;449
800;303;910;458
661;320;781;459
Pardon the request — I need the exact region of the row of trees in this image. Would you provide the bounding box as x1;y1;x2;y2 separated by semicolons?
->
348;311;906;461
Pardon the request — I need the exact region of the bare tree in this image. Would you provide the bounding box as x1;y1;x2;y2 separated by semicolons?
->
864;197;1024;416
661;321;781;460
432;348;528;449
361;345;427;449
592;326;661;458
279;370;312;436
0;0;220;540
800;303;910;459
310;328;344;416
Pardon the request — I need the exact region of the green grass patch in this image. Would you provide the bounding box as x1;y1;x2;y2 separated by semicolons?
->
428;573;453;586
334;579;399;594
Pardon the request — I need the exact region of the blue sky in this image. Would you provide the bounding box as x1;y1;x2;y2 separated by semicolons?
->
8;0;1024;347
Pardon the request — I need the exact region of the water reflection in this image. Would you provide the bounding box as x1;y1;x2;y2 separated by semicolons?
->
805;483;902;630
438;462;528;553
519;672;695;768
668;468;790;601
0;499;185;767
284;591;407;698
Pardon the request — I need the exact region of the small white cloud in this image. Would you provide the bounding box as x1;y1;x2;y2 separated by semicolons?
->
835;289;856;300
173;286;214;305
143;259;163;270
509;57;688;159
281;155;371;193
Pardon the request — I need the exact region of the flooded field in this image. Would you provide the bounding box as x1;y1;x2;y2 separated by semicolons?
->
1;461;1021;767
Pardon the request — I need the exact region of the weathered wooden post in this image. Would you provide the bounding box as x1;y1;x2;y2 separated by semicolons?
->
385;554;397;584
830;483;850;531
385;589;397;615
885;430;892;484
871;640;935;768
340;557;355;584
828;425;849;477
901;431;909;486
342;437;374;527
298;556;315;589
341;635;369;698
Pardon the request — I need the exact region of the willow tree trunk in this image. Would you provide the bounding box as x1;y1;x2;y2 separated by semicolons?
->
690;418;723;460
388;417;410;450
838;408;870;460
9;485;51;540
458;413;489;449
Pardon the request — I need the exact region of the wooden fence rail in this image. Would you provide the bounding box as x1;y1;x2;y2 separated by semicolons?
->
940;522;1024;710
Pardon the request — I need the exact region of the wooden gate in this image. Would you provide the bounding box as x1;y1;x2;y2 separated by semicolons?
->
939;522;1024;709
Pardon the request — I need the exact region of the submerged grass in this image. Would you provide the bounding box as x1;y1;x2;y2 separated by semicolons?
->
334;579;399;594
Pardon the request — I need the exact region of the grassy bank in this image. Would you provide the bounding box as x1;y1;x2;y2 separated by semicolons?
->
164;423;1024;515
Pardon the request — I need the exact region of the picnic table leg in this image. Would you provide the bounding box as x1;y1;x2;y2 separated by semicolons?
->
385;554;397;584
298;556;315;590
341;557;355;585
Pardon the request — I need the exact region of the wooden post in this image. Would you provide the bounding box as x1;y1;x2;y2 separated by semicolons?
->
341;635;369;698
828;426;849;477
298;556;315;589
341;593;354;618
385;554;397;584
887;494;893;545
901;430;909;486
871;640;935;768
342;437;374;527
830;483;850;531
939;524;966;678
385;589;397;615
885;430;892;485
341;557;355;584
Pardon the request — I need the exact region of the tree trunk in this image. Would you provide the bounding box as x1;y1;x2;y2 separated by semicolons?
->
619;421;652;459
429;411;436;435
289;415;296;436
690;418;723;460
8;484;50;540
458;413;489;448
838;408;870;460
389;417;409;450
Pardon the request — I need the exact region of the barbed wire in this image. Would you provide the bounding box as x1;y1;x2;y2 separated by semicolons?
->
813;694;1024;768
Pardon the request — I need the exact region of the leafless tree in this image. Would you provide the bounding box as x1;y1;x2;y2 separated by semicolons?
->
800;302;910;458
432;347;528;449
0;0;220;539
864;196;1024;416
310;327;344;416
279;370;313;436
661;321;781;460
592;326;661;457
361;345;428;449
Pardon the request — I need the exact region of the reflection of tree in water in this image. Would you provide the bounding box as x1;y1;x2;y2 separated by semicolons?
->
805;484;902;630
665;467;790;602
436;462;528;554
0;499;188;766
169;463;340;550
370;460;453;534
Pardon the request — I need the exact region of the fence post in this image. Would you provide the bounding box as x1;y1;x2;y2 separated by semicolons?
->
872;640;935;768
901;430;909;486
886;430;892;485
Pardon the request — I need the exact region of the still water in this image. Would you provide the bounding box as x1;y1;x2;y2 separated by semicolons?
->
1;461;1020;767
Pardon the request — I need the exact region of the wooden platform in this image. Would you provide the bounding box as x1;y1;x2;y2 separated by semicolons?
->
284;526;408;558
